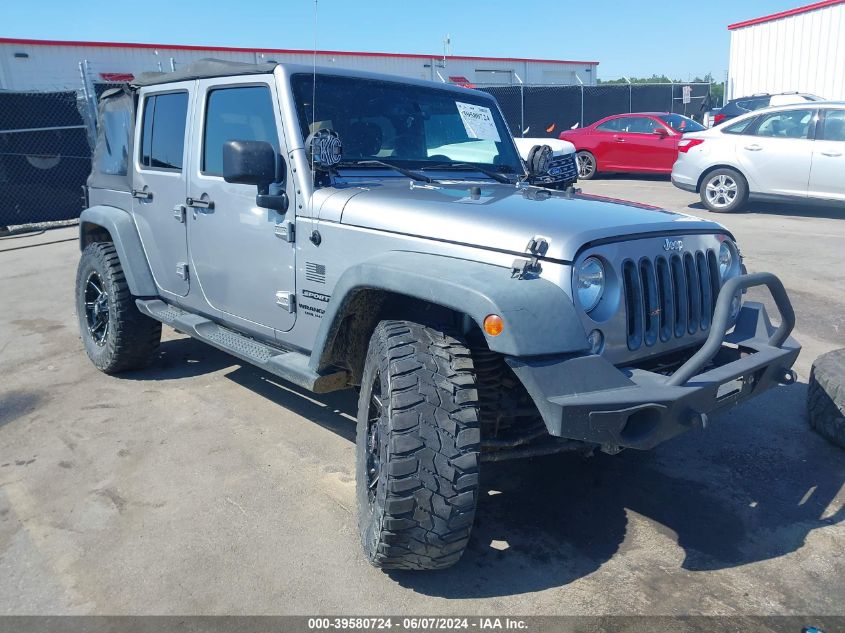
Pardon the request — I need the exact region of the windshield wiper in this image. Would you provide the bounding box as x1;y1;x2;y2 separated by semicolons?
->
421;163;515;184
336;160;433;183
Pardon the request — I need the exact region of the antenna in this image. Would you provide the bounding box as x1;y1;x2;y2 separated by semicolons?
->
312;0;318;169
309;0;321;245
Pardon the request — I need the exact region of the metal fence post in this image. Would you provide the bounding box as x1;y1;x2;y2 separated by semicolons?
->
78;60;97;123
708;80;712;116
580;85;584;127
668;79;675;113
520;84;525;136
514;72;525;137
78;59;98;148
575;76;585;128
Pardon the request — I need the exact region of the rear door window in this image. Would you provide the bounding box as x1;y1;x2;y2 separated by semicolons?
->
754;109;815;139
819;110;845;141
139;92;189;170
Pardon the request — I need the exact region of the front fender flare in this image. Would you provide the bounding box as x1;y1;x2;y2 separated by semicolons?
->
79;205;157;297
310;251;588;371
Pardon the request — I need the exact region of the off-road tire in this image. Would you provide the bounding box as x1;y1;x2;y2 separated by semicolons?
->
699;167;749;213
356;320;481;570
807;349;845;449
76;242;161;374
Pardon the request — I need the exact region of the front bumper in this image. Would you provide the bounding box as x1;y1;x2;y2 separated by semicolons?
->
507;272;800;450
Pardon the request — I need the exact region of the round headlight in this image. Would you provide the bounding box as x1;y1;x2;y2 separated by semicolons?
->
719;241;735;279
577;257;605;312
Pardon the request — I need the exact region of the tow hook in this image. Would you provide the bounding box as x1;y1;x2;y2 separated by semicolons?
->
778;369;797;385
683;410;709;429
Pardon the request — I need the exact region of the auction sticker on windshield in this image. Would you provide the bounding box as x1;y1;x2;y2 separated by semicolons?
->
455;102;501;142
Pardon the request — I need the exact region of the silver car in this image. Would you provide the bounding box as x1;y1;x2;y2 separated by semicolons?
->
671;102;845;213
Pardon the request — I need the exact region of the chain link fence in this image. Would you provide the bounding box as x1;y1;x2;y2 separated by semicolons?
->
1;68;712;230
479;82;713;137
0;89;94;230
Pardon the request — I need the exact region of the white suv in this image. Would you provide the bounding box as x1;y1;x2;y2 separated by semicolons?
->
671;102;845;213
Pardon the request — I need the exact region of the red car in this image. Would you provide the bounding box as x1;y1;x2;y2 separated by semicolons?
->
559;113;704;179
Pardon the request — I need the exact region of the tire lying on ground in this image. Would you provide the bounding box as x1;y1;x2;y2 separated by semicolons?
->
807;348;845;449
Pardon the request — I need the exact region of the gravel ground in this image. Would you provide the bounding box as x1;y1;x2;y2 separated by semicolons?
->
0;179;842;615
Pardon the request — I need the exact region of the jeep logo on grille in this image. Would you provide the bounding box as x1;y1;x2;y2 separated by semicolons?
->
663;238;684;252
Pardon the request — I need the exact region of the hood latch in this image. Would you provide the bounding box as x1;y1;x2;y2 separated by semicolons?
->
511;236;550;279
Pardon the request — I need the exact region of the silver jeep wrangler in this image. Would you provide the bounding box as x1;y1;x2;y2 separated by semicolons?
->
76;60;800;570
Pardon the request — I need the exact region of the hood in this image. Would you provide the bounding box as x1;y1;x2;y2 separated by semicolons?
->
333;180;726;262
513;137;576;158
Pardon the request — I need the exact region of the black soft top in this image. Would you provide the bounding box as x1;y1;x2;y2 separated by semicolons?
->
88;59;278;191
131;58;277;87
88;86;135;191
88;59;486;192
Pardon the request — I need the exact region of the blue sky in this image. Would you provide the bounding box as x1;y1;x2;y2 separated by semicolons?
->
2;0;805;80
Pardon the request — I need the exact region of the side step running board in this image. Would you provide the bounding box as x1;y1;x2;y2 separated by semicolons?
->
136;299;348;394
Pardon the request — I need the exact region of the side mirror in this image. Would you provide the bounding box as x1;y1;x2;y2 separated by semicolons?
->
653;127;669;137
223;140;277;189
222;140;288;212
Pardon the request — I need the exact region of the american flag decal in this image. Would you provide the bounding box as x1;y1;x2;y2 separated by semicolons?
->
305;262;326;284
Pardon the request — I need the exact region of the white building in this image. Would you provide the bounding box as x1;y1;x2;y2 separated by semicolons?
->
0;37;599;92
727;0;845;100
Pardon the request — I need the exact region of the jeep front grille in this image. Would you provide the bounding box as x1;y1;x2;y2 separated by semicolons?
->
622;250;721;351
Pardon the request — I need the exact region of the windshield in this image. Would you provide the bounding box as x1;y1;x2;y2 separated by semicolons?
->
659;114;705;133
291;73;523;174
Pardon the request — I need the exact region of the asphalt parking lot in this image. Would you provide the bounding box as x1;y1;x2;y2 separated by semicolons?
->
0;178;843;615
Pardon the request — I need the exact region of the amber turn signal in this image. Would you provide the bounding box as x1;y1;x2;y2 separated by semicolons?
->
483;314;504;337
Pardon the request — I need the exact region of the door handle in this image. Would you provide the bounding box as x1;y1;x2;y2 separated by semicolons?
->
172;204;186;223
614;136;626;143
744;144;762;151
821;151;842;157
186;197;214;210
132;189;153;200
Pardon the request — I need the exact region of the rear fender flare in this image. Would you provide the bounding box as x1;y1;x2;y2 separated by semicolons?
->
79;205;157;297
